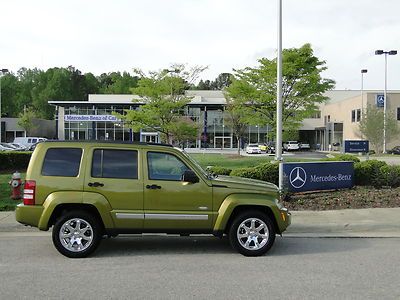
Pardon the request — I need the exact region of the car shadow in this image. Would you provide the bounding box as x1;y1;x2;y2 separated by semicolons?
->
93;235;371;258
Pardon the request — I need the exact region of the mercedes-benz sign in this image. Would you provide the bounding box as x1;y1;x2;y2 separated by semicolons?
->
282;162;354;192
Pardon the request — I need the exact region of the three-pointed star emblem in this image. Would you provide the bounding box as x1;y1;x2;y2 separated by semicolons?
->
289;167;307;189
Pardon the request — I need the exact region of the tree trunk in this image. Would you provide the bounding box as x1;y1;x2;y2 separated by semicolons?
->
237;137;241;156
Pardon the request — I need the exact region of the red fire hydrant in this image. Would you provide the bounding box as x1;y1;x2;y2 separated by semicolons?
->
9;171;22;200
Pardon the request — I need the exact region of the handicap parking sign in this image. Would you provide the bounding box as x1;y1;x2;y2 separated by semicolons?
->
376;94;385;107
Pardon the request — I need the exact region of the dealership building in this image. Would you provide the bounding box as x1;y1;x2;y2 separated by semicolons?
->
49;90;400;151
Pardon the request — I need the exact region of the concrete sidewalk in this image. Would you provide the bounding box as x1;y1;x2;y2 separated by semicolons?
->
1;208;399;237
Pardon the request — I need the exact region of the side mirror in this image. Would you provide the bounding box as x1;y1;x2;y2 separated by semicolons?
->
182;170;199;183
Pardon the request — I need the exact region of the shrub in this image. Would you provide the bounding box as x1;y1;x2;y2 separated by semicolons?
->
0;152;31;172
254;162;279;185
379;165;400;188
229;163;279;185
328;154;360;163
207;166;232;176
354;160;387;186
230;167;261;180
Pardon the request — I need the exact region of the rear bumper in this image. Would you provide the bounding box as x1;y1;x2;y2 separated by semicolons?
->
15;204;44;228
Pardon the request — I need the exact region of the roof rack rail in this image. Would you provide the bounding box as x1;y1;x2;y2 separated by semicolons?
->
43;140;173;147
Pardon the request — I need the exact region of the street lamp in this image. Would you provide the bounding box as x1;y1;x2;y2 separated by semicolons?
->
276;0;283;191
0;68;9;143
375;50;397;153
360;69;367;118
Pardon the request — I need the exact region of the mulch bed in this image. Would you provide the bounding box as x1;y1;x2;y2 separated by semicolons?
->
283;186;400;211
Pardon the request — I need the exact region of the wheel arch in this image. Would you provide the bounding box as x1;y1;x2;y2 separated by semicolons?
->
48;203;106;233
223;205;280;235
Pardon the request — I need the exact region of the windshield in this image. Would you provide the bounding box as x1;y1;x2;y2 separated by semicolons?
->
178;149;209;178
248;144;258;147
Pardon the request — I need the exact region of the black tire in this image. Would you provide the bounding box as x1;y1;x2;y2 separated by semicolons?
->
229;210;276;257
52;210;102;258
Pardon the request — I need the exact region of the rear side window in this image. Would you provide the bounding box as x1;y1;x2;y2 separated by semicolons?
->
42;148;82;177
92;149;138;179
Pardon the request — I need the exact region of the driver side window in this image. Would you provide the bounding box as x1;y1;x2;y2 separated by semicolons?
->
147;152;190;181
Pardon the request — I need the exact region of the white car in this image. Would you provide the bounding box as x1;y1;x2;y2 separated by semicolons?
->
284;141;300;151
299;142;311;150
0;144;14;151
246;144;262;154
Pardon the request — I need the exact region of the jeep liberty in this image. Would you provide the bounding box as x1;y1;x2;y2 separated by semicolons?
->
16;141;291;258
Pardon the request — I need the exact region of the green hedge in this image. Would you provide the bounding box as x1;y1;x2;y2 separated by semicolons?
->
221;158;400;189
230;162;279;185
207;166;232;176
328;154;360;163
0;152;31;171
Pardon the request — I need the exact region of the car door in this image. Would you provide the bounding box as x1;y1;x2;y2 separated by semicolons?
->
84;146;144;229
143;150;213;231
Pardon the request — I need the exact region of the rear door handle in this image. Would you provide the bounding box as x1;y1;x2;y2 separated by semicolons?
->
88;182;104;187
146;184;161;190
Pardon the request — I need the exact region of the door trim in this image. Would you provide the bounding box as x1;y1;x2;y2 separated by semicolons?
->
115;213;145;220
145;214;208;220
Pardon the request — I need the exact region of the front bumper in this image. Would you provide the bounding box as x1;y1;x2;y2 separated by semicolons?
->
277;207;291;233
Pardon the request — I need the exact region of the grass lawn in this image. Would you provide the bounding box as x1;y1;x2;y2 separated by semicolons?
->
0;173;24;211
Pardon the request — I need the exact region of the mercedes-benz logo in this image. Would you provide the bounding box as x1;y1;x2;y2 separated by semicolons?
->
289;167;307;189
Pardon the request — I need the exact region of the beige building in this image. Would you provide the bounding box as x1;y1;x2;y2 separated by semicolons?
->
301;90;400;151
50;90;400;151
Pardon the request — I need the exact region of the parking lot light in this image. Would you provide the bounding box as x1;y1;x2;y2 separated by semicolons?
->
375;50;397;153
0;68;10;143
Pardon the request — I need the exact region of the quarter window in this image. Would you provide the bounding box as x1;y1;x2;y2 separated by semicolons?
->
92;149;138;179
147;152;190;181
42;148;82;177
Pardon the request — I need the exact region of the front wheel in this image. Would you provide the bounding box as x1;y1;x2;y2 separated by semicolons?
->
229;211;276;256
52;210;102;258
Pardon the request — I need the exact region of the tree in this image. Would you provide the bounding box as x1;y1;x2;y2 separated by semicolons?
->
226;43;335;134
224;95;248;155
98;71;139;94
169;117;200;148
17;107;37;135
211;73;232;90
118;64;207;144
359;105;399;153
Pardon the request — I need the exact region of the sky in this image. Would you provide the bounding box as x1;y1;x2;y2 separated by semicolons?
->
1;0;400;90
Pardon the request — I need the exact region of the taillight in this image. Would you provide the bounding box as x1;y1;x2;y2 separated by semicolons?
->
23;180;36;205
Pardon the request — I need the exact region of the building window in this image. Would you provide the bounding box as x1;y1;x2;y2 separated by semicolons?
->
309;111;321;119
352;109;361;123
324;115;331;124
397;108;400;121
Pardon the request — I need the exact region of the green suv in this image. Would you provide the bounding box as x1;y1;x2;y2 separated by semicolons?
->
16;141;290;258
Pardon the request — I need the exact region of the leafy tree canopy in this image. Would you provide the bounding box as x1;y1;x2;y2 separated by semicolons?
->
118;64;206;143
359;105;399;153
226;43;335;131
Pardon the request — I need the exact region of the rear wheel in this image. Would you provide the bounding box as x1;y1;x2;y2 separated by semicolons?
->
229;211;276;256
52;210;102;258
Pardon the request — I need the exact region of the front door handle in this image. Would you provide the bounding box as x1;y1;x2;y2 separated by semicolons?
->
146;184;162;190
88;182;104;188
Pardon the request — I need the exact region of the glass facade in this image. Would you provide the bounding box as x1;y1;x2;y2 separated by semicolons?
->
64;105;132;141
61;104;272;149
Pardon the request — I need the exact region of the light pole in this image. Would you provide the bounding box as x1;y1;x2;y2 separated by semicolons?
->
0;68;9;143
375;50;397;153
276;0;283;191
360;69;367;117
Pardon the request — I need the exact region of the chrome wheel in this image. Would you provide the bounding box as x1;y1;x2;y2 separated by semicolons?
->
59;218;93;252
237;217;269;251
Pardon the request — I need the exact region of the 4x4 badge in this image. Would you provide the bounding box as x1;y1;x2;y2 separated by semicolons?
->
289;167;307;189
